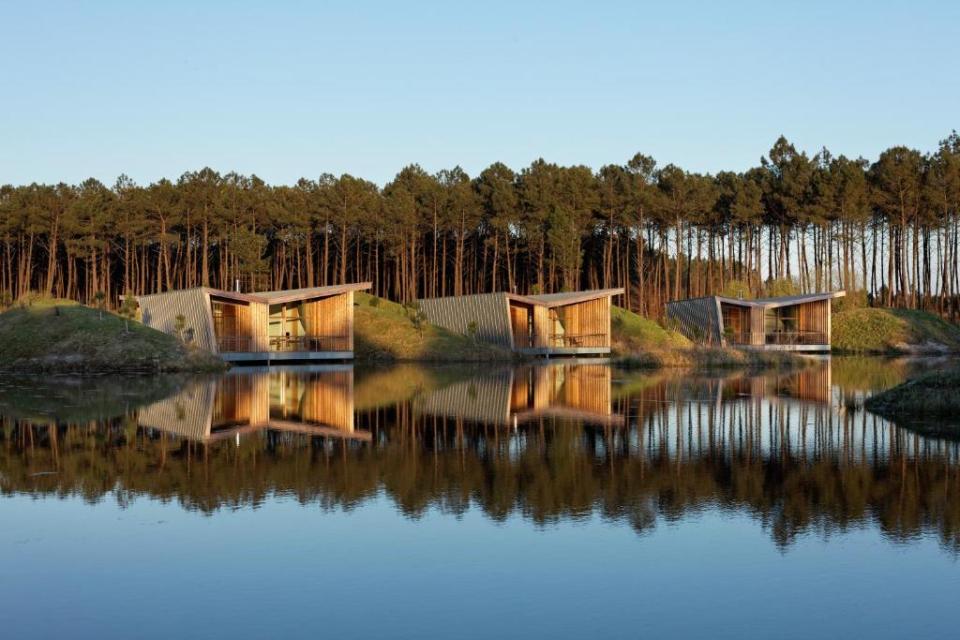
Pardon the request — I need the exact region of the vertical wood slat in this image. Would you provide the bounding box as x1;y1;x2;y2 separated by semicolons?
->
418;293;514;348
665;297;722;344
137;288;218;352
303;292;353;350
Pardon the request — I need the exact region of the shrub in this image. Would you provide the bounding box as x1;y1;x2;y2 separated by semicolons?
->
763;277;799;297
833;289;867;313
719;279;753;299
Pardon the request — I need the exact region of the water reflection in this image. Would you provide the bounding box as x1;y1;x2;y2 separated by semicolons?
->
418;362;623;426
1;358;958;550
137;366;367;442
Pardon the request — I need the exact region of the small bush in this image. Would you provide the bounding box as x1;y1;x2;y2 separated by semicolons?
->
833;289;867;313
719;279;753;299
763;277;799;297
368;295;381;308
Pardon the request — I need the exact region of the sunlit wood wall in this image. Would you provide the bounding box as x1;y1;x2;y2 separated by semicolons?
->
302;292;354;349
138;288;217;351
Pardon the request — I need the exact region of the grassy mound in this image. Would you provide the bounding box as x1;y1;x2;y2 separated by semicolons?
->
354;293;513;361
0;300;226;373
611;306;690;352
610;305;804;370
865;369;960;433
832;308;960;353
611;306;698;367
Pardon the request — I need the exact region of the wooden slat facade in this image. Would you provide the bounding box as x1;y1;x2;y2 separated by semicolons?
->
301;291;354;350
668;293;842;350
417;293;514;348
138;288;218;352
665;297;722;345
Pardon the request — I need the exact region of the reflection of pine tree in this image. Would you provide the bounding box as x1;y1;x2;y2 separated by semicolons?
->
2;374;959;551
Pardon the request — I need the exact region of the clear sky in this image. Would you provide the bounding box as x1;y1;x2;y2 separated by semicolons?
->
2;0;958;187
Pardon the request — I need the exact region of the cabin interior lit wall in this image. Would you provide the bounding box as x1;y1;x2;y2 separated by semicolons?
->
267;292;354;351
549;298;610;348
211;298;253;351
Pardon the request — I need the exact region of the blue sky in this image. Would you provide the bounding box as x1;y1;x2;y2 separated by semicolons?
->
1;0;957;186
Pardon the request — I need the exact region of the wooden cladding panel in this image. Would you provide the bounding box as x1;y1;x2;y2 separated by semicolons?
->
303;292;353;349
750;307;764;345
418;293;514;348
249;302;270;351
532;305;551;348
665;297;722;345
138;288;217;352
556;298;611;347
509;304;531;347
797;299;829;339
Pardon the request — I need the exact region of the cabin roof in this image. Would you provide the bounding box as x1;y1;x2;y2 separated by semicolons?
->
669;291;845;310
418;288;624;309
138;282;372;305
517;288;625;307
252;282;372;304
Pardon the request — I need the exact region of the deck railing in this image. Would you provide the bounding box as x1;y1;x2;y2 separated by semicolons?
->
514;333;608;349
269;335;351;352
217;335;351;353
764;330;827;345
217;336;256;352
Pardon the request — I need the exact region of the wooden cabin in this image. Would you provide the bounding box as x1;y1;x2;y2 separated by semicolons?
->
135;283;370;362
665;291;845;352
417;288;624;355
137;367;367;442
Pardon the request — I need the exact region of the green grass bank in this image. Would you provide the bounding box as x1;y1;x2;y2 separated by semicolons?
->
865;368;960;434
832;308;960;354
610;305;802;370
354;293;512;361
0;299;226;373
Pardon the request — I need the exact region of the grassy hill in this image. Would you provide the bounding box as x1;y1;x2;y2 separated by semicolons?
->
611;306;690;353
865;368;960;435
610;305;801;369
0;299;226;373
832;308;960;353
354;293;513;361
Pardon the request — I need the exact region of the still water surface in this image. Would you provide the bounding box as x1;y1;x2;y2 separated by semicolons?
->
2;358;959;638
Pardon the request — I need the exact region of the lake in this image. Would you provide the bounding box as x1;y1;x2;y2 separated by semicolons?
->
1;357;959;639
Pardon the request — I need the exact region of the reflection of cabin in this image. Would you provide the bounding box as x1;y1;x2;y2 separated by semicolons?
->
666;291;845;352
720;362;832;404
417;289;624;355
135;283;371;362
418;363;623;426
137;368;367;442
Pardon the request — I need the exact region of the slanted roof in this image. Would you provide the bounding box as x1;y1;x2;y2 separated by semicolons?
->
712;291;846;309
506;287;625;308
138;283;372;306
252;282;371;305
